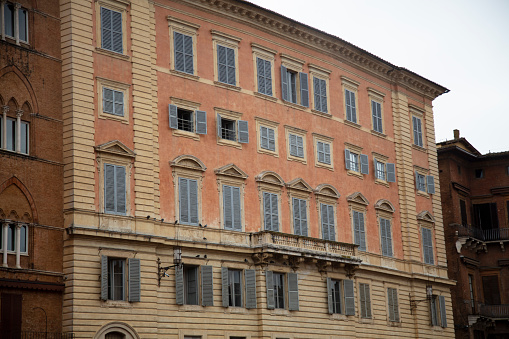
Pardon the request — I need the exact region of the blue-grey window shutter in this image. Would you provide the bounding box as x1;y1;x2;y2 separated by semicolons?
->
324;143;331;164
113;91;124;116
313;77;320;112
350;91;357;122
116;165;126;214
265;270;275;309
226;47;236;85
175;264;184;305
317;141;324;163
344;279;355;315
257;57;265;94
387;163;396;182
101;255;108;300
288;273;299;311
238;120;249;143
360;154;369;174
218;45;227;84
223;185;233;229
354;211;361;247
232;186;242;231
427;175;435;194
439;295;447;327
101;7;111;50
300;199;308;236
189;179;198;225
128;258;141;302
179;178;189;224
103;88;114;114
260;126;268;149
221;267;229;307
195;110;207;135
268;128;275;151
263;192;271;230
111;11;122;53
289;134;297;156
264;59;272;96
245;269;257;309
174;32;185;72
345;89;352;121
327;277;333;314
217;114;222;138
380;219;387;255
320;79;327;113
201;265;213;306
296;135;304;158
344;149;351;170
293;198;301;235
300;72;309;107
263;192;279;231
359;213;366;251
169;104;178;129
415;171;419;189
281;65;288;101
104;164;115;213
184;34;193;74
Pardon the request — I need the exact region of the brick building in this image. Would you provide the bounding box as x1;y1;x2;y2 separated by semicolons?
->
0;0;69;338
438;130;509;339
61;0;453;338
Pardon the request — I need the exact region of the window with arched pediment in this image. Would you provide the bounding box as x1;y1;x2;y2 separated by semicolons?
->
346;192;369;252
375;199;396;257
314;184;340;241
286;178;313;237
215;163;248;232
256;171;285;232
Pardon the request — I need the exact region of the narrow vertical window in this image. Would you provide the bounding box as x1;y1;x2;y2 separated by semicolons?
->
101;7;123;54
256;57;272;96
313;77;327;113
4;4;14;37
223;185;242;231
387;287;399;322
321;203;335;241
179;178;199;226
412;116;423;147
263;192;279;231
345;89;357;123
104;164;126;215
292;198;308;236
359;283;372;318
317;141;331;165
217;45;236;86
228;269;242;307
353;210;366;251
422;228;434;265
372;101;383;133
273;272;285;309
18;8;28;42
184;266;199;305
174;32;194;74
108;258;125;301
380;218;393;257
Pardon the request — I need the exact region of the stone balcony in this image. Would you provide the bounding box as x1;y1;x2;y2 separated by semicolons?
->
454;224;509;252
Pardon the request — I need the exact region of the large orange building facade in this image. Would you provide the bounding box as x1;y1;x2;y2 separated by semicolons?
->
61;0;454;338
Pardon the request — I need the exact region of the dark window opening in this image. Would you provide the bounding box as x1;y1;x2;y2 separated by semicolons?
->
457;165;461;175
178;108;193;132
1;293;22;339
221;118;236;141
482;275;501;305
475;169;484;178
473;203;498;230
460;199;468;226
184;266;199;305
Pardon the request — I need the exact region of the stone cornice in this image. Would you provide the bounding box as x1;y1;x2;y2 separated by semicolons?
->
183;0;448;99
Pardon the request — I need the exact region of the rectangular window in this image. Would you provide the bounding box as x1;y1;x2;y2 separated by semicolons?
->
260;126;275;151
103;87;124;116
345;89;357;123
468;274;475;312
317;141;331;165
176;265;213;306
353;210;366;251
422;228;434;265
174;31;194;74
380;218;393;257
104;164;126;215
330;279;342;314
223;185;242;231
321;203;335;241
430;295;447;327
2;4;29;42
327;278;354;315
359;283;372;318
263;192;279;231
1;224;28;253
281;66;309;107
20;121;28;154
345;150;369;174
475;169;484;178
387;287;399;322
184;266;199;305
375;160;386;180
412;116;423;147
6;117;15;151
108;258;125;300
289;133;304;158
2;117;29;154
482;275;501;305
228;269;242;307
256;57;272;96
100;256;140;302
349;152;359;172
169;105;207;135
4;3;14;37
266;272;298;311
221;268;256;309
372;100;383;133
217;45;236;86
416;172;426;192
221;118;236;141
292;197;308;236
179;178;199;226
18;8;27;42
217;114;248;144
273;272;285;309
313;77;327;113
100;7;123;54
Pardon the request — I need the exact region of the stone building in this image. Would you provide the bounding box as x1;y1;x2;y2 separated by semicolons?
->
0;0;69;338
438;130;509;339
61;0;453;338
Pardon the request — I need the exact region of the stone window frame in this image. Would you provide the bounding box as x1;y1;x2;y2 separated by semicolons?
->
410;105;426;150
375;199;396;258
417;211;436;266
215;164;248;232
414;165;430;198
345;142;364;179
357;278;374;323
384;282;401;325
170;155;206;227
256;171;285;232
170;97;203;141
286;178;313;237
168;16;200;80
252;43;276;99
97;77;130;124
314;184;340;241
368;87;386;136
0;1;29;45
341;76;360;127
347;192;369;252
255;117;279;157
280;53;307;108
309;64;331;116
313;133;334;171
215;107;246;149
95;0;130;60
1;105;30;154
211;30;241;90
95;140;135;216
98;248;138;306
372;152;389;187
285;125;307;165
1;220;29;269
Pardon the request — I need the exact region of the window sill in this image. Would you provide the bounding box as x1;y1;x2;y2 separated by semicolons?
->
359;317;373;324
102;300;132;308
329;313;348;321
375;178;389;187
344;120;361;129
270;308;291;316
172;129;200;141
254;92;277;102
170;69;200;81
287;154;307;165
214;81;241;92
347;170;363;179
257;147;279;157
371;130;387;138
387;321;402;327
282;100;308;112
311;109;332;119
178;304;205;312
95;47;130;61
315;162;334;171
412;144;427;153
223;307;249;314
217;137;242;149
99;113;129;124
416;190;430;199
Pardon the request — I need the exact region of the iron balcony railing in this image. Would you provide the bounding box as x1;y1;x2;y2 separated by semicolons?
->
479;304;509;318
456;224;509;241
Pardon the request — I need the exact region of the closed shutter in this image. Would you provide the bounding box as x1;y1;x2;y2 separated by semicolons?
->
104;164;115;213
257;57;266;95
238;120;249;143
128;258;141;302
266;270;275;309
174;32;185;72
101;8;122;53
324;143;331;164
263;192;278;231
221;267;229;307
300;72;309;107
320;78;327;113
360;154;369;174
195;110;207;135
344;149;351;170
232;186;242;231
281;65;288;101
288;273;299;311
345;89;352;121
201;265;213;306
317;141;325;163
175;265;184;305
103;88;114;114
380;218;387;256
344;280;355;315
260;126;269;149
296;135;304;158
101;7;112;51
422;228;434;264
169;104;178;129
226;47;236;85
179;178;189;224
387;163;396;182
183;34;194;74
313;77;320;112
359;213;366;251
430;297;438;325
264;59;272;96
321;203;335;241
111;10;122;53
268;128;275;151
115;166;126;214
413;116;418;144
427;175;435;194
218;45;227;84
223;185;233;229
293;198;308;236
101;255;108;300
388;288;399;322
245;269;257;309
289;134;297;156
439;295;447;327
327;277;334;314
112;90;123;116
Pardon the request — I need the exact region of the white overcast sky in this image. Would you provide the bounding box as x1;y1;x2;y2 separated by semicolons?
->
249;0;509;154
